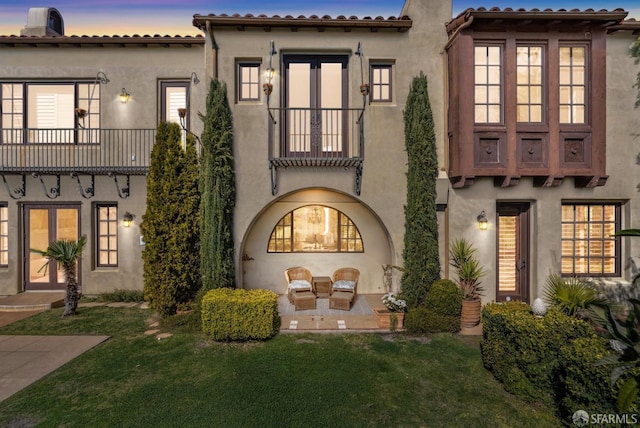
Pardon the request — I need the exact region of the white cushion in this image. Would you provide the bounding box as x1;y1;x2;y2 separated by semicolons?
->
332;280;355;290
288;280;312;290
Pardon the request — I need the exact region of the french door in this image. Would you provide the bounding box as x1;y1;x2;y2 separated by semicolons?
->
283;55;348;157
496;202;530;302
24;204;80;291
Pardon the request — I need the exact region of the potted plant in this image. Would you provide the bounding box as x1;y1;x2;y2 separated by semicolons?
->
449;238;486;328
374;292;407;330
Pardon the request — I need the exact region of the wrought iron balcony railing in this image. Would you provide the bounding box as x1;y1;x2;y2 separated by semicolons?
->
0;128;156;175
267;107;365;195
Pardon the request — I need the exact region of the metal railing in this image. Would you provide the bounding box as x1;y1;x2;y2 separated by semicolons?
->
268;107;364;167
0;128;156;174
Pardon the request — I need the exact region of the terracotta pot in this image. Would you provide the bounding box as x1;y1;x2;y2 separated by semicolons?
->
460;299;482;328
374;308;404;330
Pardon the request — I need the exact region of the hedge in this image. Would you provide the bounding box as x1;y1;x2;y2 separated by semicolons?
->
201;288;279;341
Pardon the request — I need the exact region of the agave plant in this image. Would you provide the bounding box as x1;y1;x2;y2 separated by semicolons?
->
591;298;640;412
543;273;607;318
449;238;486;301
31;235;87;317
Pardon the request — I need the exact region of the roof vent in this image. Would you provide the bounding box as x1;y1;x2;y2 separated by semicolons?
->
20;7;64;36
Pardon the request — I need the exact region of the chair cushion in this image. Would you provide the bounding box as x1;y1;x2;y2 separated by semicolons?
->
332;280;356;290
288;280;312;290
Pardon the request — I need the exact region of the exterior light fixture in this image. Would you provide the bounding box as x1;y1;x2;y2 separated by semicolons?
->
477;210;488;230
191;72;200;85
122;211;135;227
119;88;130;104
265;67;275;81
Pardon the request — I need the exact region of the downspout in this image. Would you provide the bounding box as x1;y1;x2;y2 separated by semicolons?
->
206;21;219;81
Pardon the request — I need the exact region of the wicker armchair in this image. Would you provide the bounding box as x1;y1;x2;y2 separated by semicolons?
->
285;267;313;304
331;267;360;298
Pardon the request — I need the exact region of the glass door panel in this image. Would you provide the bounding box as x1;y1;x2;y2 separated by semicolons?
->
284;56;347;157
25;205;79;290
28;209;51;284
496;203;530;302
287;63;311;154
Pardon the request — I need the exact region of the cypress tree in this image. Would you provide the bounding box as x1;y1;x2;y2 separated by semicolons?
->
199;79;236;293
141;122;200;316
401;72;441;308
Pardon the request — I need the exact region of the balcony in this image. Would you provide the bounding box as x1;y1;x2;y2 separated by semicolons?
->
268;107;365;195
0;128;156;175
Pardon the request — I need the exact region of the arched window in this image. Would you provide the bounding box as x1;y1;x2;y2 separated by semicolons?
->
268;205;363;253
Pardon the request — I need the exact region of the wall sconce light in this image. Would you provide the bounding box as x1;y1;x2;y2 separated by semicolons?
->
191;72;200;85
122;211;135;227
477;210;488;231
119;88;130;104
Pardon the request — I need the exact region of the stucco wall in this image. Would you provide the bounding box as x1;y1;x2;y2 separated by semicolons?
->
0;42;205;295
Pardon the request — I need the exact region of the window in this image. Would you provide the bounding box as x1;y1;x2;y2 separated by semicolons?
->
561;203;620;276
1;82;99;144
96;204;118;267
559;46;586;124
237;62;260;101
370;63;392;102
0;203;7;267
268;205;363;253
161;81;189;125
474;45;502;123
516;46;543;123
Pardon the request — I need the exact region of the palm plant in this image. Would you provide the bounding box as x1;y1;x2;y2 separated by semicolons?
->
543;273;607;318
449;238;486;300
31;235;87;317
591;298;640;412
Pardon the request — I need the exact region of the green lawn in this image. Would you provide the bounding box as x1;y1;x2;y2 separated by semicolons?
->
0;307;561;427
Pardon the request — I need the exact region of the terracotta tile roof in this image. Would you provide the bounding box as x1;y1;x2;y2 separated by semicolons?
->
0;34;205;47
192;13;412;32
446;7;629;34
608;18;640;34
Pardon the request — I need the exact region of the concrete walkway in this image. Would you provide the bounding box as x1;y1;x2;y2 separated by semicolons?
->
0;335;109;402
0;292;110;403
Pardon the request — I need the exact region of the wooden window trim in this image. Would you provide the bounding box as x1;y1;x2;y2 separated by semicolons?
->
370;63;393;103
237;61;261;102
94;203;118;268
561;202;620;277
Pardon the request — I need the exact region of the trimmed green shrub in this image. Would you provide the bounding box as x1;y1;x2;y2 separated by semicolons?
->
481;302;597;406
96;289;144;303
405;307;460;334
201;288;279;341
401;72;440;308
558;336;618;420
425;279;463;316
405;279;463;334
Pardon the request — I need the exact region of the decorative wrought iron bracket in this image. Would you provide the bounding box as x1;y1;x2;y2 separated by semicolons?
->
70;173;95;199
1;174;26;200
354;161;363;196
108;172;130;199
270;162;278;196
31;173;60;199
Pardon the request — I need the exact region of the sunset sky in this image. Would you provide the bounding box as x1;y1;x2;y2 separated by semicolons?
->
1;0;638;36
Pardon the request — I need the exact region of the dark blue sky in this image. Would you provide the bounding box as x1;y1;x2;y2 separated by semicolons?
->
1;1;638;36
